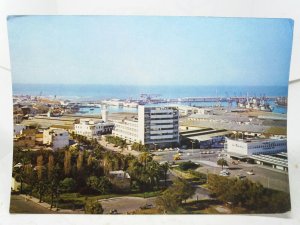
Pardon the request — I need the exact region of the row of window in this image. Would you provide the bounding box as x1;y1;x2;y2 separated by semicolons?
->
253;149;283;155
250;142;286;149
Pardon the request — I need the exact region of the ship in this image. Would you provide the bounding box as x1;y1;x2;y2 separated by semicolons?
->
275;97;287;107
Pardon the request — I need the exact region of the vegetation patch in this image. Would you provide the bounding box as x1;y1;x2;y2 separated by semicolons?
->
207;174;291;213
178;161;199;171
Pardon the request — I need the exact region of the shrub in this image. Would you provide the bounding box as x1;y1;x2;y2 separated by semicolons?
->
178;161;199;171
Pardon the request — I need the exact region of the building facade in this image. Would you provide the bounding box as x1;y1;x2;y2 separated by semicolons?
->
43;128;69;150
74;118;114;138
138;105;179;145
113;105;179;147
112;118;139;143
225;137;287;156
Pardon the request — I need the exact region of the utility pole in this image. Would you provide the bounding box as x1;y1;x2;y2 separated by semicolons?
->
207;169;209;184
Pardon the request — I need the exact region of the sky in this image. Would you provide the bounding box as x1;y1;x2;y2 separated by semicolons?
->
7;16;294;86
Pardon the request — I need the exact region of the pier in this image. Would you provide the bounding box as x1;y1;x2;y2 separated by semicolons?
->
128;96;279;104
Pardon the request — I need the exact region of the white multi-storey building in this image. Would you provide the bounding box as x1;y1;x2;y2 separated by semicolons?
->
43;128;69;150
112;118;139;143
113;105;179;147
138;105;179;145
74;118;114;138
225;137;287;156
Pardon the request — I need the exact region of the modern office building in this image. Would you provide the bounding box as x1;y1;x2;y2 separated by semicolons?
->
138;105;179;145
225;137;287;156
113;105;179;147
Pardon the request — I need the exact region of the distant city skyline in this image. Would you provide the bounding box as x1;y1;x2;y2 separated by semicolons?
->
7;16;293;86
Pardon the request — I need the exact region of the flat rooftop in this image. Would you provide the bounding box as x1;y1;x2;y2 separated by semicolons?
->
227;138;286;143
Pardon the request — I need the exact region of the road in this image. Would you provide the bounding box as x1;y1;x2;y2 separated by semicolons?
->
153;148;290;193
10;195;58;214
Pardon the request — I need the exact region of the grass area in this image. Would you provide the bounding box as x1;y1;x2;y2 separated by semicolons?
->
128;190;162;198
171;168;207;184
172;168;197;179
265;126;287;135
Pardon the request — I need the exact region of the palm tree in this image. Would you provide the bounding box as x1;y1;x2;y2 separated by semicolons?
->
217;158;228;170
138;152;152;167
161;162;169;187
147;160;161;190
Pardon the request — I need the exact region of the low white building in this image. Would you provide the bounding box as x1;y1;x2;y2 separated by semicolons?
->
74;118;114;138
43;128;69;150
14;124;26;137
225;137;287;156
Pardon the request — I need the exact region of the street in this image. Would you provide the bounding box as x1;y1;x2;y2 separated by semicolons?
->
10;195;58;214
153;148;290;193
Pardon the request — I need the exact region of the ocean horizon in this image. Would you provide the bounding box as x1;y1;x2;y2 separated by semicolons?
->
13;83;288;101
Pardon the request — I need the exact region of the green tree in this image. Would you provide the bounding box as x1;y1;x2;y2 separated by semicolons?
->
36;155;44;180
86;176;112;194
47;154;54;179
60;177;76;192
156;178;195;213
77;151;84;171
64;150;72;176
217;158;228;170
85;200;104;214
161;162;169;187
138;152;152;167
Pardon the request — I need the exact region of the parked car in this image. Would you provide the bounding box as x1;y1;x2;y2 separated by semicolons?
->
140;203;153;209
219;172;229;177
219;170;230;176
235;174;246;180
247;170;255;175
110;209;118;214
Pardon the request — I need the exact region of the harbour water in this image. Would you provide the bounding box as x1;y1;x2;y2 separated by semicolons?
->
75;101;287;115
13;84;288;114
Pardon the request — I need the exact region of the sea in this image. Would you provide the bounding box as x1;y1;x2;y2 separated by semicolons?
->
13;84;288;114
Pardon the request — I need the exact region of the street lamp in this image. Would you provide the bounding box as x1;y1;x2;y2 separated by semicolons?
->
153;143;157;151
191;140;195;155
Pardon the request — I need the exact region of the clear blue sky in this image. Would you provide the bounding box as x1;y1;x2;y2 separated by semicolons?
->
7;16;293;86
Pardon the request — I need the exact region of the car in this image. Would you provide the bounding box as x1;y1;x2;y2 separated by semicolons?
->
235;174;246;180
157;149;163;152
220;170;230;176
109;209;118;214
219;172;229;177
247;170;255;175
140;203;153;209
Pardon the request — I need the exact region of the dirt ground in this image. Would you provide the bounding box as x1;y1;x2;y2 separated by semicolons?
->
98;196;156;214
